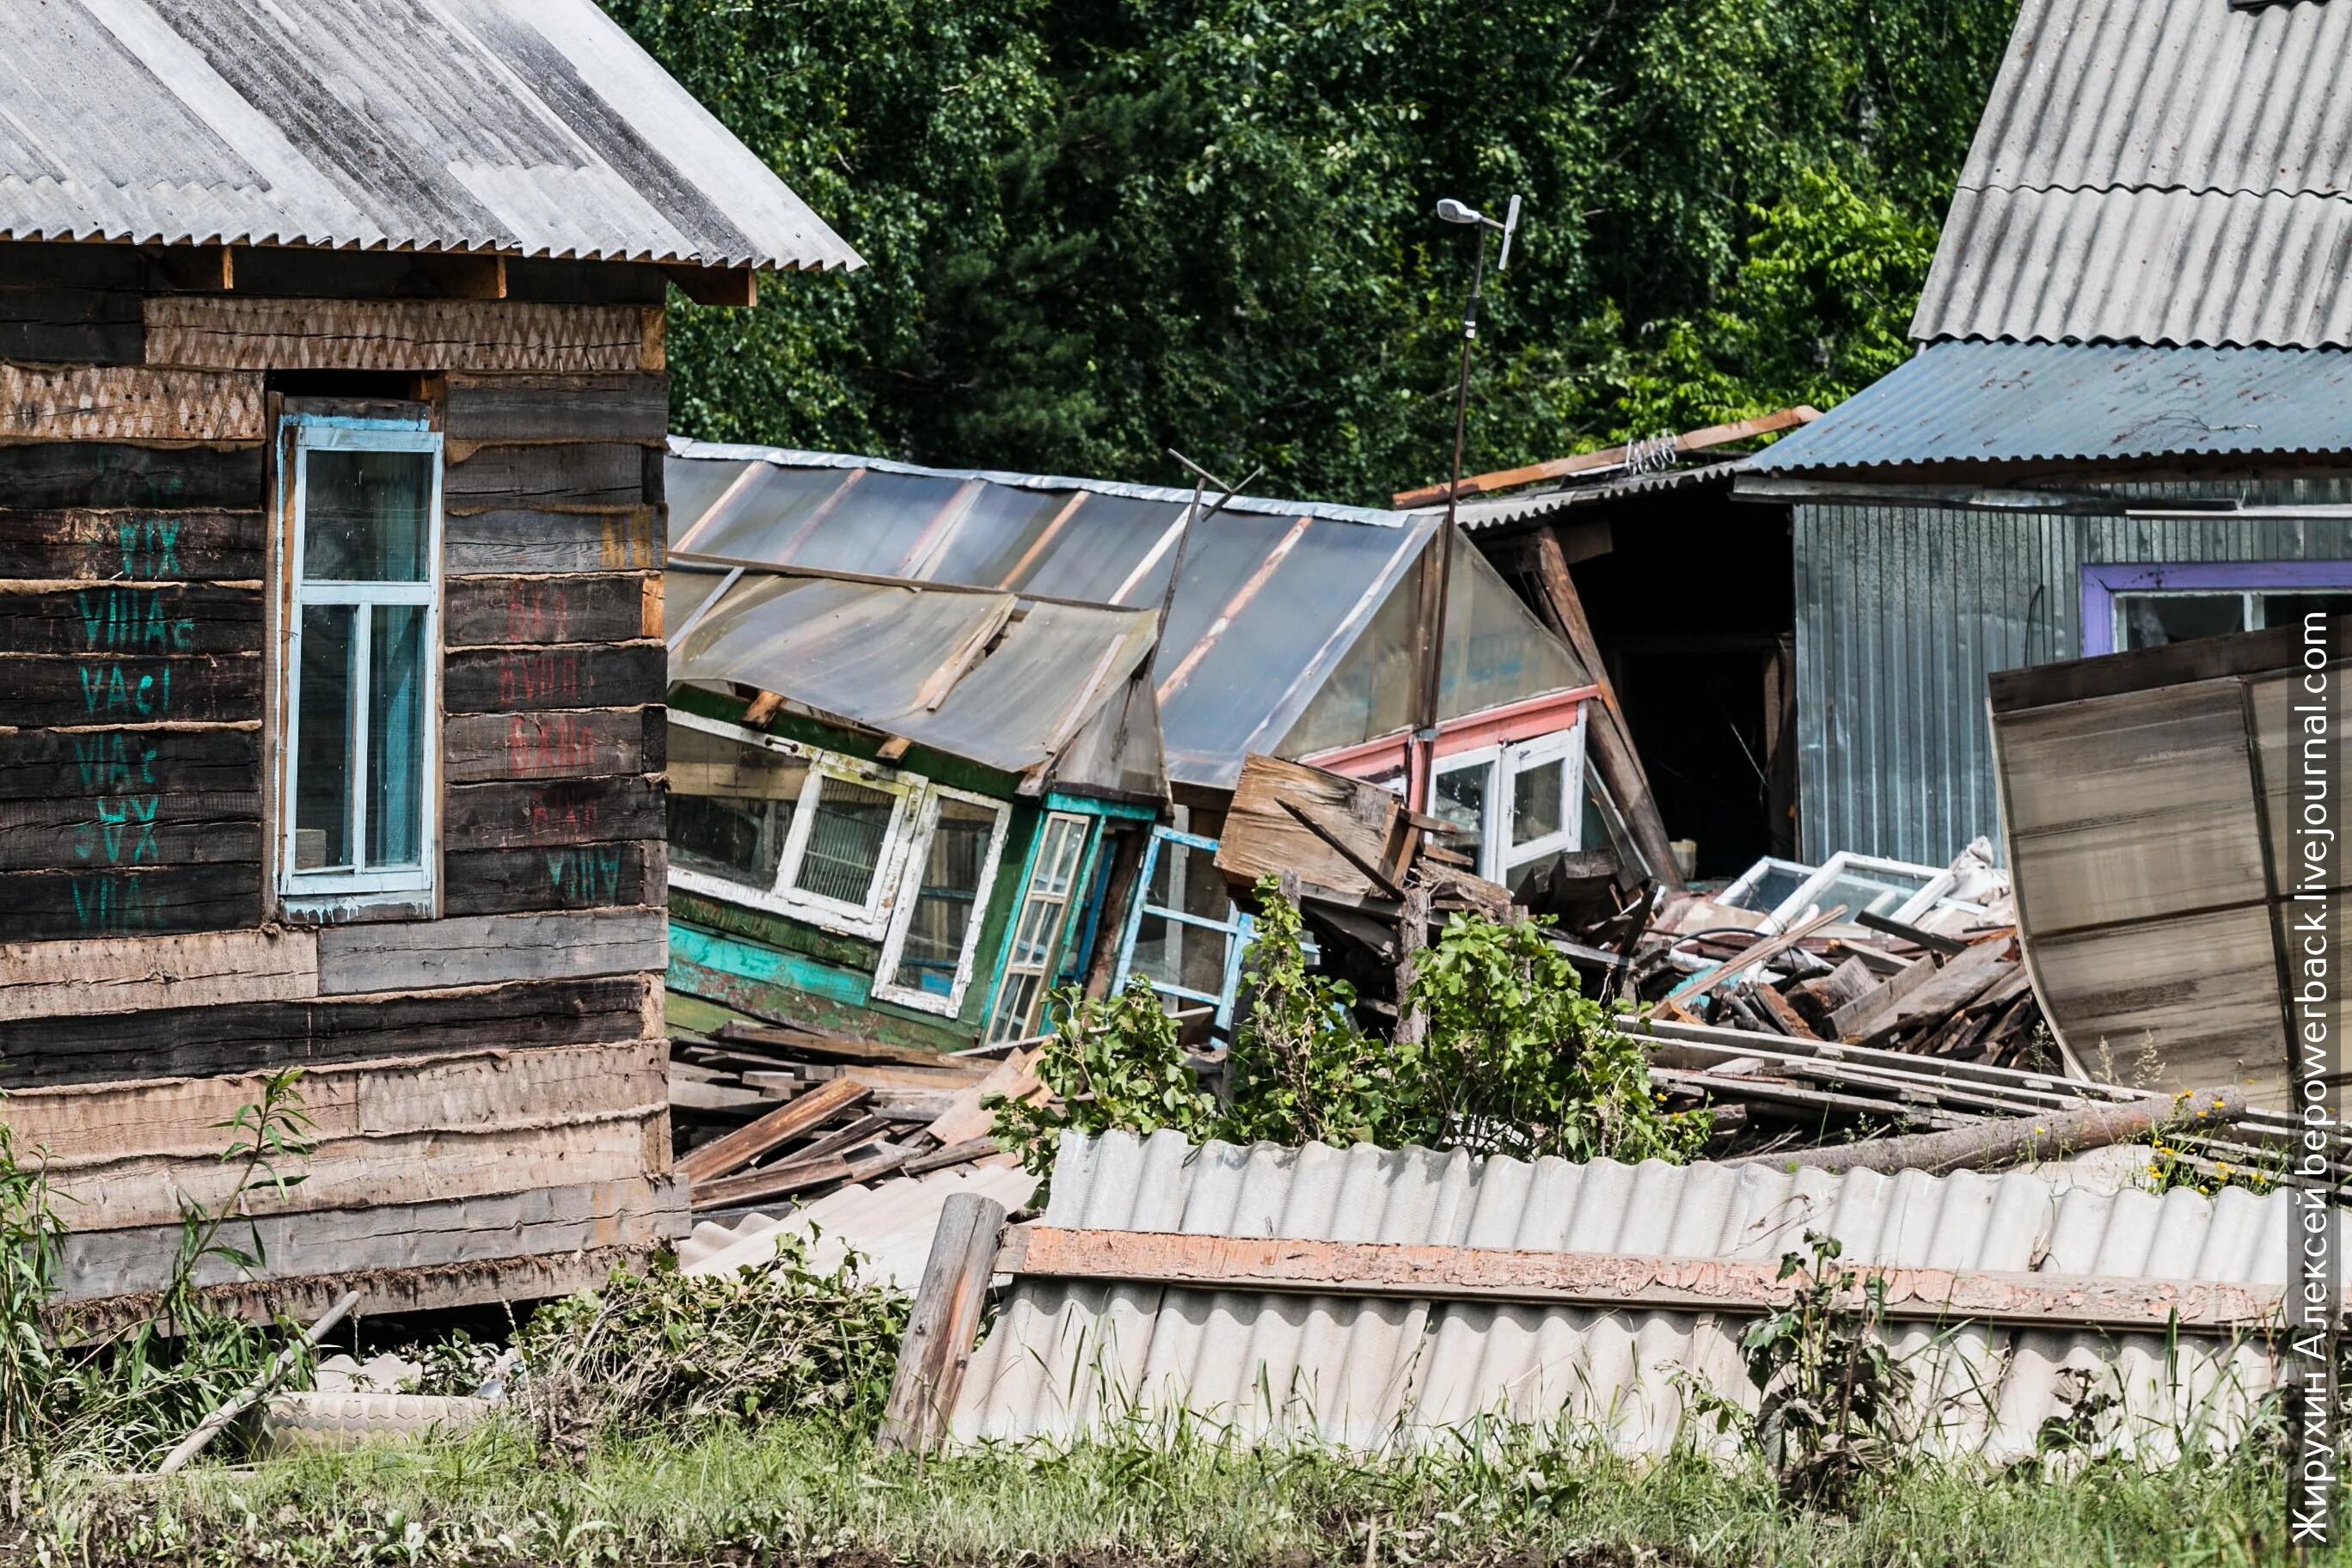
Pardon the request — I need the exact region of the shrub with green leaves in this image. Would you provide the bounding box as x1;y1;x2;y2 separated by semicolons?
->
993;878;1706;1179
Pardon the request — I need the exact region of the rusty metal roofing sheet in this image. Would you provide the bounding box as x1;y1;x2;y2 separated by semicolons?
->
951;1130;2297;1459
1914;0;2352;346
0;0;860;272
671;568;1161;779
668;444;1443;792
1747;340;2352;473
678;1162;1039;1293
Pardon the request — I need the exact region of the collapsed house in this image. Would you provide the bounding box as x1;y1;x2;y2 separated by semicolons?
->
660;443;1600;1050
0;0;855;1316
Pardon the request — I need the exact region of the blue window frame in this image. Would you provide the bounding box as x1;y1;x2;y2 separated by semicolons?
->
1114;828;1252;1028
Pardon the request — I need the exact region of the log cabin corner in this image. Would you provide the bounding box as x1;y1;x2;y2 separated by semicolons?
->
0;0;859;1320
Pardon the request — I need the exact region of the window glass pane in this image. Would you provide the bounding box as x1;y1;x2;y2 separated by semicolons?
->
668;726;806;885
1511;757;1565;847
366;605;426;867
2116;592;2246;650
1804;867;1932;920
988;972;1043;1044
889;799;998;996
2261;592;2352;631
1130;913;1229;999
1433;762;1487;859
1724;861;1811;914
1031;816;1087;897
1145;837;1228;922
295;604;354;871
304;449;432;581
791;775;895;904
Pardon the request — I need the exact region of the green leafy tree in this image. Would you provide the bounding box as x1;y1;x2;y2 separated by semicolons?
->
611;0;2014;503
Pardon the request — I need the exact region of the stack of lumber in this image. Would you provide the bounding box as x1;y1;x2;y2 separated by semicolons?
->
669;1020;1039;1214
1624;896;2049;1071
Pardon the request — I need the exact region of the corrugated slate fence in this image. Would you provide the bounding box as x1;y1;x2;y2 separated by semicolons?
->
903;1130;2300;1463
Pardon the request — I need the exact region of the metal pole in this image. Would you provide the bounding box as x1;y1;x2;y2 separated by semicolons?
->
1409;222;1490;813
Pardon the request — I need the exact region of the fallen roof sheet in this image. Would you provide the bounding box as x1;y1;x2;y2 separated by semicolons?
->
1432;460;1747;532
670;565;1161;782
667;443;1444;792
0;0;860;272
1914;0;2352;346
679;1161;1039;1293
951;1129;2300;1461
1746;340;2352;474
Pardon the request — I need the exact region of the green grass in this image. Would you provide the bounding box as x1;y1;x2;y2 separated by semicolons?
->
21;1415;2324;1568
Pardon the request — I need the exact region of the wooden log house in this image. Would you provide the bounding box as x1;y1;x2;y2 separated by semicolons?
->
0;0;859;1317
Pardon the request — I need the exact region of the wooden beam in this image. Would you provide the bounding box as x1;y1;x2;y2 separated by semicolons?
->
1523;530;1683;890
1393;406;1820;507
677;1076;871;1185
142;244;235;292
1734;1087;2249;1177
422;253;509;300
665;265;758;309
997;1222;2280;1331
879;1193;1008;1451
1665;904;1847;1002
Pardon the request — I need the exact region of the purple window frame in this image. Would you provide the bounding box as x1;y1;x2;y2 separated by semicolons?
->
2080;561;2352;657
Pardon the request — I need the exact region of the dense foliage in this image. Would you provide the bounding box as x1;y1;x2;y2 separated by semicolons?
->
994;879;1706;1184
609;0;2010;504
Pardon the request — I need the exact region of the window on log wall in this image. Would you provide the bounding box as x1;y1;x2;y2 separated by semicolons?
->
280;413;444;903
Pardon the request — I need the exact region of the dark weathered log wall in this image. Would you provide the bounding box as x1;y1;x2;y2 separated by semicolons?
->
0;246;682;1306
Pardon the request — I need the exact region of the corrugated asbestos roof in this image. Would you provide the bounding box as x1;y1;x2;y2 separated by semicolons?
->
1432;461;1745;532
669;564;1162;786
952;1130;2294;1460
677;1162;1039;1293
1747;340;2352;473
0;0;860;272
667;443;1444;792
1913;0;2352;346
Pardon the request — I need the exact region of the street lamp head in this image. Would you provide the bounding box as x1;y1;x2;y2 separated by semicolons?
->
1436;198;1483;226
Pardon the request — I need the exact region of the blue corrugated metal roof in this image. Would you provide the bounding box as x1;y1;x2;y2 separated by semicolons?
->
1749;341;2352;473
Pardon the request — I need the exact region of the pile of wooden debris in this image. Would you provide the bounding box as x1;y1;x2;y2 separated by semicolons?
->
669;1020;1037;1215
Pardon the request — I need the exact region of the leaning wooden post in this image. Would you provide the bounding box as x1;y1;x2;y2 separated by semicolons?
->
879;1192;1008;1453
1394;873;1433;1047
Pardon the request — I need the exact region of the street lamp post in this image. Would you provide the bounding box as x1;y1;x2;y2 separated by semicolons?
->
1408;194;1520;815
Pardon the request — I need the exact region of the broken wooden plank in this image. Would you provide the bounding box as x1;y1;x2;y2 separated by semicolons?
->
997;1212;2276;1331
689;1142;911;1211
879;1192;1008;1453
0;928;317;1020
924;1046;1041;1147
1736;1087;2248;1177
677;1077;871;1185
1827;953;1934;1040
1665;904;1846;1002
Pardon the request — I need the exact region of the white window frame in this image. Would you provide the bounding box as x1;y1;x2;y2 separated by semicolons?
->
1428;720;1589;885
983;811;1094;1046
278;415;443;903
871;782;1013;1016
1767;850;1956;932
1498;724;1586;888
1721;855;1815;916
668;709;921;941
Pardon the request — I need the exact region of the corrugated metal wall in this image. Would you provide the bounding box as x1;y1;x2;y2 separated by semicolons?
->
1795;480;2352;865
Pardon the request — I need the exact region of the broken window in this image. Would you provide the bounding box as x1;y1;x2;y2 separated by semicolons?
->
666;712;988;949
1117;827;1252;1030
280;415;441;903
1421;720;1589;891
873;791;1011;1015
985;812;1093;1044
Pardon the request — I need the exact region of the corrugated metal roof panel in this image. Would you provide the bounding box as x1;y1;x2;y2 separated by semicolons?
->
1748;340;2352;473
671;568;1161;779
1915;0;2352;346
0;0;859;272
952;1130;2295;1459
678;1162;1039;1293
1435;461;1745;532
667;446;1456;793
